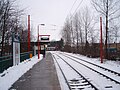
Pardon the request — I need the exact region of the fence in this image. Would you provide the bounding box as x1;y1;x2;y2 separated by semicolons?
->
0;55;13;73
20;51;34;62
0;51;34;73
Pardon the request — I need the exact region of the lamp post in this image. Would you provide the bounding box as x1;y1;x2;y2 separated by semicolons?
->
38;24;45;59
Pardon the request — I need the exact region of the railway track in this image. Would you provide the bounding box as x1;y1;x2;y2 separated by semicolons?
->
61;52;120;76
59;52;120;84
52;52;120;90
52;54;99;90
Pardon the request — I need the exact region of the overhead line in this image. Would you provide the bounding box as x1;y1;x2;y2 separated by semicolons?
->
69;0;78;14
64;0;84;25
65;0;78;20
70;0;84;20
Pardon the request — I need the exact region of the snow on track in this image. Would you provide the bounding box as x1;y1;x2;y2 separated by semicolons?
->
53;53;97;90
51;51;120;90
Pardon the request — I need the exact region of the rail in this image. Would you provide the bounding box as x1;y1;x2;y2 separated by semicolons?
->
60;53;120;85
62;53;120;76
53;53;98;90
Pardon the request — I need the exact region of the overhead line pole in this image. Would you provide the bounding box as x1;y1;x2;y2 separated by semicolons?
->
28;15;30;52
100;17;103;63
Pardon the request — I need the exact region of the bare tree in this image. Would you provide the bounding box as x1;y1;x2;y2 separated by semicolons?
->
73;13;79;53
92;0;120;58
62;18;71;46
109;21;120;48
0;0;13;56
0;0;25;56
62;6;96;55
80;6;95;55
82;7;94;43
62;18;73;52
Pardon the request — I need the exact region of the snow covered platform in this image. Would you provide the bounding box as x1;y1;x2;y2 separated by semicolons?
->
9;52;61;90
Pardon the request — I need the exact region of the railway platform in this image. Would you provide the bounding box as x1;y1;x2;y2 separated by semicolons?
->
9;52;61;90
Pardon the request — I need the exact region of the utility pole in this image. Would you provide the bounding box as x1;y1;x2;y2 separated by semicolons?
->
100;17;103;63
28;15;30;52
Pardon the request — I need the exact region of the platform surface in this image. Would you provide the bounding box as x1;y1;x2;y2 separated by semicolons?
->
9;52;61;90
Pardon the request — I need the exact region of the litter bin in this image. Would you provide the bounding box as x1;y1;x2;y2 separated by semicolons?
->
30;53;32;58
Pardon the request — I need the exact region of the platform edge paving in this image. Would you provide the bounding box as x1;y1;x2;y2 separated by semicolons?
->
9;52;61;90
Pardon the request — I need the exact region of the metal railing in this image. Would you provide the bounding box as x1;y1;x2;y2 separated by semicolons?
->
20;51;34;62
0;51;34;73
0;55;13;73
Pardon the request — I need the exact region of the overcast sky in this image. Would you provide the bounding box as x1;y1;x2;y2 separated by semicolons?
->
18;0;91;41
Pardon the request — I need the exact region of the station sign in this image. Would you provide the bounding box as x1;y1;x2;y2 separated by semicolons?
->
12;34;20;66
41;37;49;41
39;35;50;43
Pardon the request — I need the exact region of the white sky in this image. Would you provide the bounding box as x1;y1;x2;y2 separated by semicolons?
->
18;0;91;41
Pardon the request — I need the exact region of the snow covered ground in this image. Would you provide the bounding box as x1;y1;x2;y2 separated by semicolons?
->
0;51;120;90
65;52;120;72
0;55;43;90
51;51;120;90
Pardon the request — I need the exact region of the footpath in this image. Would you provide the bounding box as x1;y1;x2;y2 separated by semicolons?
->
9;52;61;90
